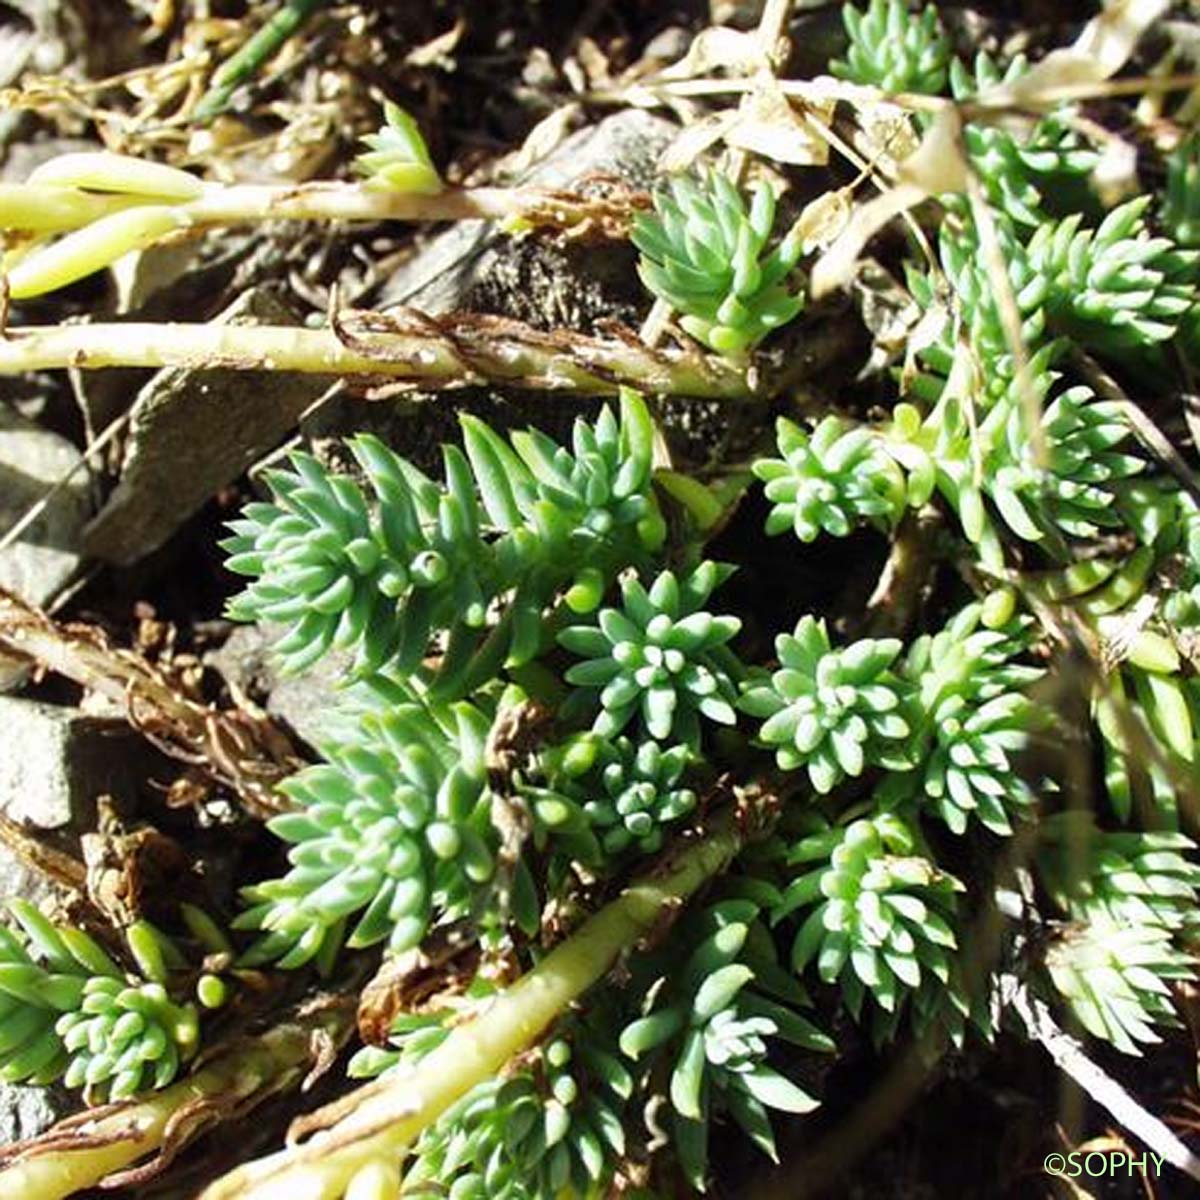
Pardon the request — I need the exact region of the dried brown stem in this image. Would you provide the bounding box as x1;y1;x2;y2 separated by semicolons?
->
0;589;303;819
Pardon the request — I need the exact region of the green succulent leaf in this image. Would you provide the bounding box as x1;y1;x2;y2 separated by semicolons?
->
632;171;804;357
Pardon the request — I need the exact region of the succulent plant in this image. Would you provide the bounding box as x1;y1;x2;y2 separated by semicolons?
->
741;616;912;792
631;172;804;356
831;0;951;95
55;977;199;1098
881;603;1044;835
559;563;743;749
1043;917;1194;1056
401;1025;631;1200
620;903;828;1189
950;52;1098;228
234;702;498;967
0;903;203;1101
1027;198;1198;352
753;415;908;542
355;101;441;194
1162;134;1200;250
1037;812;1200;933
223;391;661;691
530;733;699;859
988;384;1143;543
774;815;964;1023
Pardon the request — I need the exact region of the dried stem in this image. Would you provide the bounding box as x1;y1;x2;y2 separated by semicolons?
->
0;311;766;399
199;814;746;1200
0;180;641;240
0;992;357;1200
1004;976;1200;1182
0;588;303;819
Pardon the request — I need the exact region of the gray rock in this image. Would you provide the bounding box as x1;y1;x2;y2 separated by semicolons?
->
206;624;350;753
0;1081;73;1145
374;108;673;322
0;402;91;607
0;696;149;1143
83;287;335;565
0;695;142;831
305;110;677;473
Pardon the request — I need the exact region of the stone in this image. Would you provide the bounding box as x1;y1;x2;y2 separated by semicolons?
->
374;108;674;322
205;624;351;752
83;286;335;565
305;110;678;471
0;695;144;831
0;697;149;1143
0;1082;73;1145
0;402;91;607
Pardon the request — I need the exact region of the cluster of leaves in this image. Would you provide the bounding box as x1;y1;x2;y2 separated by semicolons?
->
404;1031;630;1200
0;903;227;1101
558;562;743;749
523;733;699;859
17;7;1200;1195
831;0;951;96
352;996;631;1200
223;389;662;691
355;100;442;194
789;0;1200;1059
619;901;830;1189
235;700;515;966
631;172;804;355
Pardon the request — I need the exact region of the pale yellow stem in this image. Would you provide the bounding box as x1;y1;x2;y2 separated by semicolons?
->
0;320;758;399
201;821;744;1200
0;1001;354;1200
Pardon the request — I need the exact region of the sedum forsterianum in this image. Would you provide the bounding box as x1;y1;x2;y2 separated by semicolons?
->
754;415;908;542
831;0;951;96
1043;919;1194;1057
620;902;829;1190
1037;813;1200;935
234;701;514;968
948;53;1097;229
354;100;442;194
223;389;662;690
527;733;699;859
773;816;965;1030
879;604;1045;836
369;1014;632;1200
1026;198;1199;352
559;563;743;749
19;5;1200;1191
741;616;912;792
631;172;804;356
0;902;212;1101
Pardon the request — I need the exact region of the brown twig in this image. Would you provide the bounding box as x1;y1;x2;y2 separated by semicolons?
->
0;588;303;819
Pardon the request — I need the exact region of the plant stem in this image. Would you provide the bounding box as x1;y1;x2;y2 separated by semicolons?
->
200;818;745;1200
0;316;761;399
192;0;326;124
0;587;303;819
0;181;636;239
0;996;356;1200
1004;975;1200;1182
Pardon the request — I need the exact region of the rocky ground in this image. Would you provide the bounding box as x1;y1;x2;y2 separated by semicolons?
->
0;2;1198;1198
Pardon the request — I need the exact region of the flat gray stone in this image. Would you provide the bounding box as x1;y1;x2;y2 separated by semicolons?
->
0;698;142;1136
206;624;352;752
0;695;142;830
83;287;335;566
305;110;678;473
374;108;674;323
0;1081;72;1145
0;402;91;607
